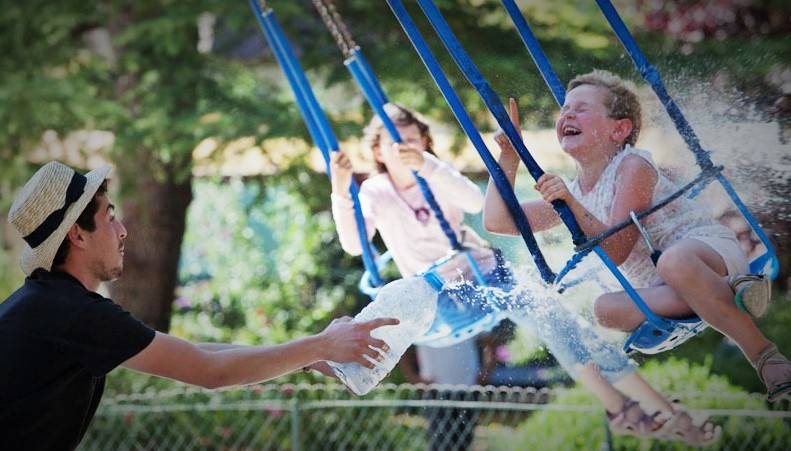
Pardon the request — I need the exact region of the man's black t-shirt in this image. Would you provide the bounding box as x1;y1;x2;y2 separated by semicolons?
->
0;269;156;450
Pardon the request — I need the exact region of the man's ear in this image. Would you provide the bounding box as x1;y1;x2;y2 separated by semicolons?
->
611;118;633;143
66;224;89;249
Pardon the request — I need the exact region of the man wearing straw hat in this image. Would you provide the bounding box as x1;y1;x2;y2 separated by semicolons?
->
0;161;398;450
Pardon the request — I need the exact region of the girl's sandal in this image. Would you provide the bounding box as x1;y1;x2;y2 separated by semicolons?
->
652;406;722;447
606;399;656;438
753;344;791;402
727;274;771;318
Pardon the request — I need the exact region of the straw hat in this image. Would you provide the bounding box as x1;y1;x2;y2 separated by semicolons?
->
8;161;113;276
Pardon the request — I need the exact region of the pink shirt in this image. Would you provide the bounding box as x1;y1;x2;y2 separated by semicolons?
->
331;153;485;277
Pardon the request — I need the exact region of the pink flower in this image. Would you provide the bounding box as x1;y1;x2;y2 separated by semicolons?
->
495;345;511;364
175;296;191;309
265;407;284;418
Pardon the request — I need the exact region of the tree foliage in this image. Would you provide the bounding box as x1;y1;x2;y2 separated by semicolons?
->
172;170;367;345
2;0;789;329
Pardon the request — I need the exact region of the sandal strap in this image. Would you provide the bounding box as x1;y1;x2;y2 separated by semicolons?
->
607;399;638;422
607;399;654;437
653;410;720;446
727;274;761;291
752;344;780;383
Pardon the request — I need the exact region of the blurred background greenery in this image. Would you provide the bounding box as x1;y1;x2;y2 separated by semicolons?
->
2;0;790;398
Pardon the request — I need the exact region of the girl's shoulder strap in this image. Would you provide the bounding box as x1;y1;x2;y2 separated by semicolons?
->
617;144;656;166
611;144;660;177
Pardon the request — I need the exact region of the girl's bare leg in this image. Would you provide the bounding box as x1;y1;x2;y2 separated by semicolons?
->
595;239;788;391
575;363;628;414
654;239;772;362
613;372;674;414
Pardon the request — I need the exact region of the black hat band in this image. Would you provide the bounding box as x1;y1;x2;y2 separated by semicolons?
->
23;172;87;248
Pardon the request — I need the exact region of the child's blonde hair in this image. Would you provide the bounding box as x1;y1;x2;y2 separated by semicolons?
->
568;70;642;146
362;103;436;173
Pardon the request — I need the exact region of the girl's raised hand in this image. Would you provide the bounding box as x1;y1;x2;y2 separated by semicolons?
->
493;98;523;159
330;151;354;196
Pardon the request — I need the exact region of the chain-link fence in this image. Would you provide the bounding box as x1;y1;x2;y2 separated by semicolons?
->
78;383;790;450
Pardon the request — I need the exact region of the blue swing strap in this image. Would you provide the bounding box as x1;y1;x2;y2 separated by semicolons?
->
595;0;778;280
411;0;588;250
251;1;331;159
595;0;712;171
405;0;710;355
385;0;557;284
249;0;384;288
312;0;463;255
505;1;776;353
314;2;512;346
500;0;566;106
414;247;512;347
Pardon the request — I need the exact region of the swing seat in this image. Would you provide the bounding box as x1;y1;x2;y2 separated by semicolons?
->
360;248;511;348
415;297;504;347
623;316;708;355
414;283;506;348
748;248;780;281
624;249;778;355
414;248;512;348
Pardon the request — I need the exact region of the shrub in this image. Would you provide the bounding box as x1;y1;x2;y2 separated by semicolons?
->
486;358;789;449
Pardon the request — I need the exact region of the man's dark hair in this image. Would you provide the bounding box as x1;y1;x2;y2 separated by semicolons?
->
51;181;108;268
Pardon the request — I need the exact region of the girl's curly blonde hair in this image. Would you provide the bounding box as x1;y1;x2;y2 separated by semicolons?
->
568;69;642;146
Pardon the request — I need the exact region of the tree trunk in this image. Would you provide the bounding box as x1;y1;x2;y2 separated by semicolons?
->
109;158;192;332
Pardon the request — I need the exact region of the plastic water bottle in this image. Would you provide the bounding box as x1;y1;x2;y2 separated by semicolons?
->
328;272;444;395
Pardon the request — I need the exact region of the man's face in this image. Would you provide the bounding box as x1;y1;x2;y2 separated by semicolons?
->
85;193;127;282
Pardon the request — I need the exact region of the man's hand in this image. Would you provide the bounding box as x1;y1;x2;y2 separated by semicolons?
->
306;361;336;378
319;317;400;368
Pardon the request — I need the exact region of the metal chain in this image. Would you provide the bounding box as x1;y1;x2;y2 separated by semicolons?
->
323;0;356;52
311;0;356;59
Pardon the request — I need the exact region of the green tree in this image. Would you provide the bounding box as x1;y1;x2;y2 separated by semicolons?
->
0;0;297;329
0;0;622;329
2;0;788;332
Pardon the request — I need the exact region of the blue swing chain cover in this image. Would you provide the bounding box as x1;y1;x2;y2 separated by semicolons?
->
392;0;777;354
248;0;384;288
286;0;507;347
256;0;777;355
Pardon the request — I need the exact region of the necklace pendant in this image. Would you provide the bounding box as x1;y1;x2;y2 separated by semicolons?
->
415;207;431;226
